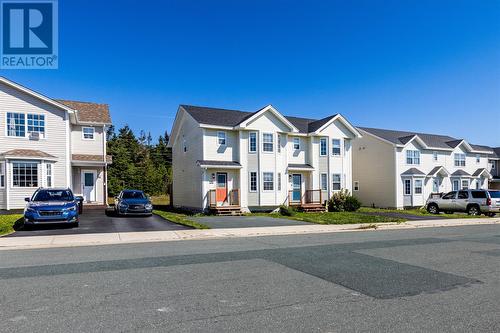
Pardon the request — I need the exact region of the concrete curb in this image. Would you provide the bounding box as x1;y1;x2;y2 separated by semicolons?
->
0;217;499;251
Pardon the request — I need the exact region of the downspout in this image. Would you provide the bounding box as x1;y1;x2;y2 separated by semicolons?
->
5;160;9;210
103;125;107;205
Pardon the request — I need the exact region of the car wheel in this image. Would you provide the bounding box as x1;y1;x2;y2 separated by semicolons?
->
467;205;480;216
427;204;439;214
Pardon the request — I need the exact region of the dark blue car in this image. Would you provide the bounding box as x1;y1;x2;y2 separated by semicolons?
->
24;188;82;227
114;190;153;216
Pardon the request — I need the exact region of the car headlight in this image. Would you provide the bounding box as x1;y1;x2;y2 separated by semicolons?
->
25;207;37;214
119;203;128;209
66;206;77;212
145;203;153;210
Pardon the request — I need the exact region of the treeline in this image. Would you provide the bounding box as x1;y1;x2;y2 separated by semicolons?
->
106;125;172;197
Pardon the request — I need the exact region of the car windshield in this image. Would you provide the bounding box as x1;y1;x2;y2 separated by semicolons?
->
33;190;74;202
488;191;500;198
122;191;146;199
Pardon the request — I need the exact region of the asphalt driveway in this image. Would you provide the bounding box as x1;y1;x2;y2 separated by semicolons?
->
7;209;190;237
193;215;311;229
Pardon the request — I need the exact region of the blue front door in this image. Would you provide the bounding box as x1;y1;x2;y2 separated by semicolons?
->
292;174;301;202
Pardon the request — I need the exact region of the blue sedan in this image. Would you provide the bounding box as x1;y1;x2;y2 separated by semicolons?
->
24;188;83;227
114;190;153;216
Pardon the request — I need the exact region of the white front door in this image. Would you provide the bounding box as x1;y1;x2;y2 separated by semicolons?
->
81;170;97;202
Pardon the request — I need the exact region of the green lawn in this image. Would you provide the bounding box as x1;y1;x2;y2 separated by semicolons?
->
0;214;23;236
359;207;489;219
254;211;406;224
153;210;210;229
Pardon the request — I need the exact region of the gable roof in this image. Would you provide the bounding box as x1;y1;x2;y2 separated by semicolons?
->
56;100;112;124
451;170;471;176
359;127;494;153
0;149;57;160
401;167;425;176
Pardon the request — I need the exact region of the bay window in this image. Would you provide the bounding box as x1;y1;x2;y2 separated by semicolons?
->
12;162;38;187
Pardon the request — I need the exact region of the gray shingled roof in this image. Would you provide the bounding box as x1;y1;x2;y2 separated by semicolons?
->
401;168;425;175
359;127;495;153
288;163;314;170
451;170;471;176
196;160;242;167
427;166;449;176
181;105;335;134
471;168;488;177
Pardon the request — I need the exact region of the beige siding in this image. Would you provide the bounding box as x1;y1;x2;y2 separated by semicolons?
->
172;111;203;210
71;125;105;155
72;166;105;204
203;129;239;161
352;132;396;208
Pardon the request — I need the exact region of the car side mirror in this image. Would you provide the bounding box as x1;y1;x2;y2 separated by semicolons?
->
24;197;30;202
75;196;84;203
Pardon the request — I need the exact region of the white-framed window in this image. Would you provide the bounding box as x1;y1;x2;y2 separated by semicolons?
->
406;150;420;165
46;163;52;187
476;179;481;190
249;172;257;192
82;127;95;140
404;179;411;195
278;172;281;191
320;138;327;156
433;151;438;162
7;112;26;137
293;137;300;150
320;173;328;191
476;154;480;164
454;153;466;167
263;172;274;191
249;132;257;153
332;139;341;156
0;162;5;187
263;133;273;152
217;131;226;146
332;173;341;191
452;179;459;191
414;179;423;194
27;114;45;137
461;179;469;190
354;181;359;191
277;134;281;153
432;179;439;193
12;162;38;187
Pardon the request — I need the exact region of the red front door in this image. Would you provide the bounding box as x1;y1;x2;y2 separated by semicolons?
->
216;173;228;205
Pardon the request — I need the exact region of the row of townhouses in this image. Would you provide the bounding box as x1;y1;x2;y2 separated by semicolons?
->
168;105;500;213
0;77;112;210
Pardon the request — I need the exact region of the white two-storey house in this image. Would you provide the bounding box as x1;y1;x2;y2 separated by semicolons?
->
0;77;112;210
352;127;495;209
488;148;500;190
168;105;361;213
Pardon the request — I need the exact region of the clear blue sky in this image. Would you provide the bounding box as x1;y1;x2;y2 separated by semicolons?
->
2;0;500;145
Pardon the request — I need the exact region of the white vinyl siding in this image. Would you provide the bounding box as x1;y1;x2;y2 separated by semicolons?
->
71;125;105;155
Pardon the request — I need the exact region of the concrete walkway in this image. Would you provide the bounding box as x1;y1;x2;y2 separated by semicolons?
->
0;217;498;251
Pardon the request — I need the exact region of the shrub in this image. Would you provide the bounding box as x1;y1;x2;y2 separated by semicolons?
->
279;205;296;216
327;189;361;212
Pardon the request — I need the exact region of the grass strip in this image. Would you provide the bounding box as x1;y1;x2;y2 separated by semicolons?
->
153;210;210;229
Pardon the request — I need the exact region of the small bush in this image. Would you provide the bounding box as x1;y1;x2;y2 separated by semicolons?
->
279;205;296;216
328;189;361;212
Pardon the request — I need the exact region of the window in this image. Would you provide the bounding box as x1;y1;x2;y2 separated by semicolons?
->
492;162;496;170
46;164;52;187
406;150;420;165
354;181;359;191
432;179;439;193
277;135;281;153
404;179;411;195
293;137;300;150
82;127;95;140
414;179;423;194
12;162;38;187
457;191;469;199
278;173;281;191
27;114;45;137
454;153;466;167
461;179;469;190
332;139;341;156
263;133;273;152
263;172;274;191
320;138;327;156
433;151;438;161
442;191;456;200
332;174;341;191
183;138;187;152
249;172;257;192
0;162;4;187
7;112;26;137
471;191;487;199
475;180;481;190
321;173;328;191
476;154;480;164
249;132;257;153
452;180;459;191
217;131;226;146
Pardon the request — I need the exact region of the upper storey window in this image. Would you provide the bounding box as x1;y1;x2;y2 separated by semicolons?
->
82;127;95;140
406;150;420;165
249;132;257;153
454;153;466;167
293;137;300;150
332;139;341;156
217;131;226;146
263;133;273;152
7;113;45;138
320;138;327;156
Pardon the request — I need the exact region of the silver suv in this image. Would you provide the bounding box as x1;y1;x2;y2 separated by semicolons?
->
426;190;500;216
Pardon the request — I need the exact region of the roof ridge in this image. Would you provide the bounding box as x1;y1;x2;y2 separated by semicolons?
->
56;99;109;106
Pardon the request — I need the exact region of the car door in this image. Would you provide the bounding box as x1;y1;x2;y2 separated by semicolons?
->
439;191;456;210
455;191;469;211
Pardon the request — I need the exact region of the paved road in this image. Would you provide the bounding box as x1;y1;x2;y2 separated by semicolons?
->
193;215;311;228
8;209;190;237
1;224;499;332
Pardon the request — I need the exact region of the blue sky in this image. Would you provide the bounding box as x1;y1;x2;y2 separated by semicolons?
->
2;0;499;145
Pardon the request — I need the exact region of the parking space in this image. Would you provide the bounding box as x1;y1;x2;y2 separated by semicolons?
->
192;215;311;229
7;209;190;237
